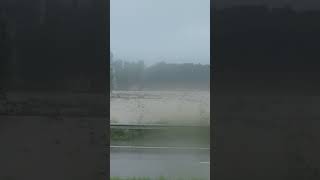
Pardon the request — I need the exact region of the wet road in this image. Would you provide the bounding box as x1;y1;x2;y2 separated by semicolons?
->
110;147;210;179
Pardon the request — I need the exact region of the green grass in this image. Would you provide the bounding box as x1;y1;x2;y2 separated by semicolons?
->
111;129;148;141
110;176;207;180
110;128;210;147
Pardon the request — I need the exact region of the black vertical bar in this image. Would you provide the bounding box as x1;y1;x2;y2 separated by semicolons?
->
106;0;111;179
0;0;109;179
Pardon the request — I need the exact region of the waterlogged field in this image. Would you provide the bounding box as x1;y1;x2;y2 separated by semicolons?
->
111;91;210;125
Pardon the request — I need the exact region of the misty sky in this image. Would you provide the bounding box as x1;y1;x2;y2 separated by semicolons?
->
111;0;210;65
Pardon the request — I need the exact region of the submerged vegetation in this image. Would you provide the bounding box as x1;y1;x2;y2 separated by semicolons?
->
111;129;148;141
110;126;210;147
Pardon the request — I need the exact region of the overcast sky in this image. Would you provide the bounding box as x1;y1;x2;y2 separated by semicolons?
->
111;0;210;65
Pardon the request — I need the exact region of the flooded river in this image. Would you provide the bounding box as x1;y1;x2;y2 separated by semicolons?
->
111;91;210;125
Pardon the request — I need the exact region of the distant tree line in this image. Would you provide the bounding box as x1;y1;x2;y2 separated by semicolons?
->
110;55;210;91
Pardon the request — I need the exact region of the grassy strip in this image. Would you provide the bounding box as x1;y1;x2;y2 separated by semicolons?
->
110;176;207;180
111;129;148;141
110;128;210;144
110;126;210;139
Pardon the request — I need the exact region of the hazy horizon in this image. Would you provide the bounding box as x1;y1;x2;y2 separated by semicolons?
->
111;55;210;67
111;0;210;65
